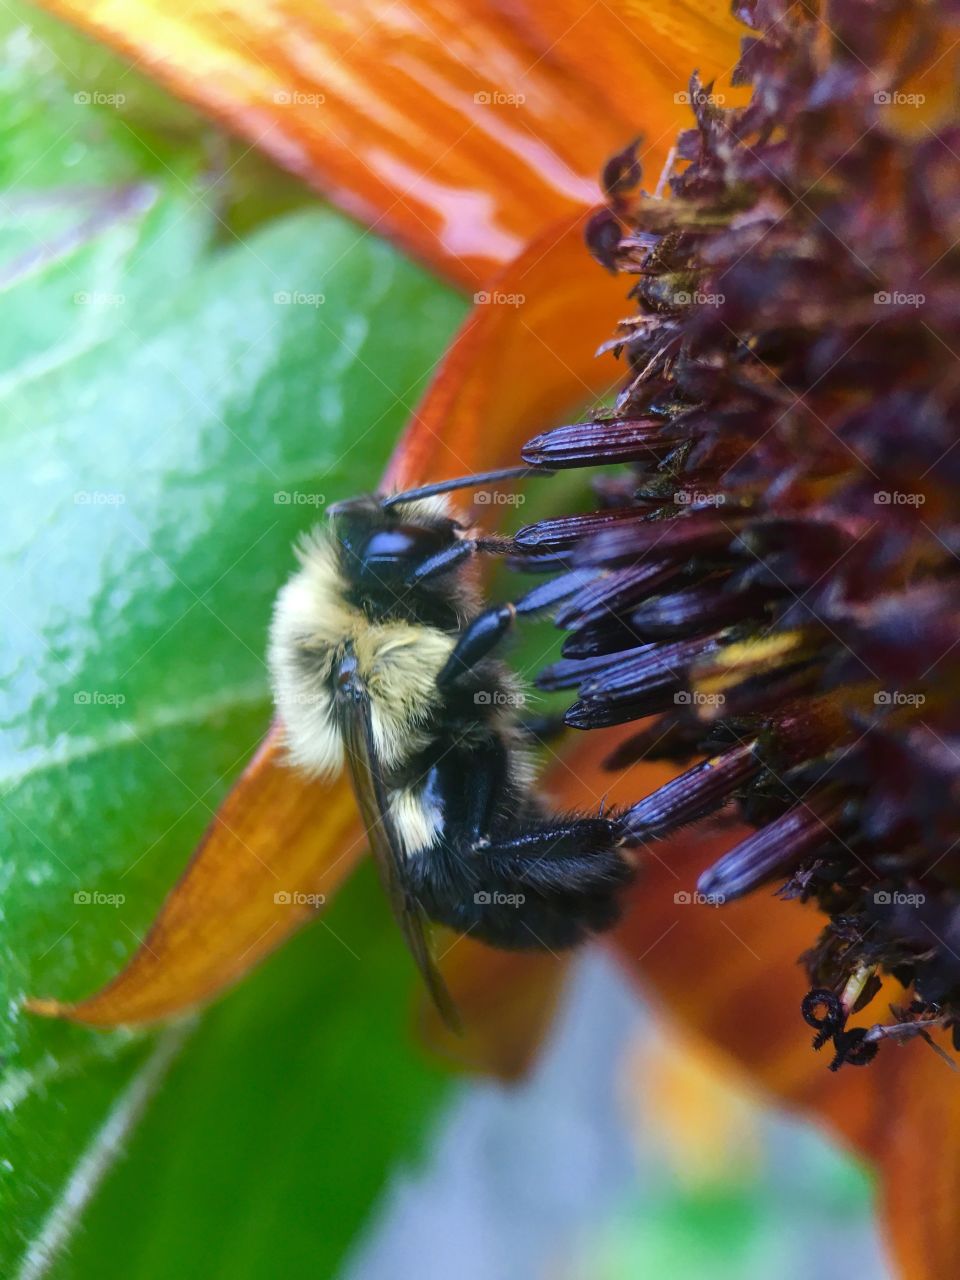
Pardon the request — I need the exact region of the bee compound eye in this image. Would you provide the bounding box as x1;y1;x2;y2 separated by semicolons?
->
359;525;447;576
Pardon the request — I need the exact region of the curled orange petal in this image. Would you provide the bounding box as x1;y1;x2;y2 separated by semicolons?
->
386;211;633;490
27;722;363;1026
36;0;742;287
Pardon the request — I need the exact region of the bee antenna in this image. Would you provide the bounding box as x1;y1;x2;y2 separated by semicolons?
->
381;466;554;508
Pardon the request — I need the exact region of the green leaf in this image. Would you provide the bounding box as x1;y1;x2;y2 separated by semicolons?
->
48;869;451;1280
0;8;467;1276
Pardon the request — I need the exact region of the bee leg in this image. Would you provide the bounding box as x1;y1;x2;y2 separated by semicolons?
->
405;533;513;587
479;819;634;897
437;573;602;689
437;603;516;687
460;740;511;845
404;538;477;586
417;817;635;950
436;567;600;690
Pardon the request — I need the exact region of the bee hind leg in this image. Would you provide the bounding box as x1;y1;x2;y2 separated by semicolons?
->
414;815;635;951
478;817;634;896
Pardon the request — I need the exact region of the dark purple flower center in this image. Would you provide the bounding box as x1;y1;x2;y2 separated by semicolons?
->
517;0;960;1067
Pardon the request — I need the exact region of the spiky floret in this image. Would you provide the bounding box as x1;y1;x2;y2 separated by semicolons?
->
516;0;960;1065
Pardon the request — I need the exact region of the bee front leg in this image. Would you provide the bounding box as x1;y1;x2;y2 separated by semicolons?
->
437;604;517;688
437;568;600;690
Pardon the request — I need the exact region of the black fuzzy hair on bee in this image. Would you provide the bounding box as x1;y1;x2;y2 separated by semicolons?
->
268;477;633;1028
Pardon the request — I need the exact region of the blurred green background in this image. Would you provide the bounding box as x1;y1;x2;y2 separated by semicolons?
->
0;6;888;1277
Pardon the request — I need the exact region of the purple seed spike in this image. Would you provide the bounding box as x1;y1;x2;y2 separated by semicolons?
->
556;562;682;629
522;417;687;469
621;741;760;841
697;795;844;902
630;578;769;639
537;647;653;692
514;507;643;553
576;515;747;568
514;569;600;617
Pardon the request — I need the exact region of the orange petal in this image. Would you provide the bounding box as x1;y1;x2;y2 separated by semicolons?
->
877;1048;960;1279
27;722;363;1026
36;0;743;287
385;210;633;490
420;937;569;1081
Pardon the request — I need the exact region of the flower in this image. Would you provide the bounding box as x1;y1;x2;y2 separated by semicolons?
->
24;0;960;1272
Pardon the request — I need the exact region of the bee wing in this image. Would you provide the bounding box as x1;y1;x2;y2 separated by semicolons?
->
337;671;462;1034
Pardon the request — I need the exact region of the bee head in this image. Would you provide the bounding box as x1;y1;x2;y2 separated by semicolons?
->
329;493;465;604
324;467;552;621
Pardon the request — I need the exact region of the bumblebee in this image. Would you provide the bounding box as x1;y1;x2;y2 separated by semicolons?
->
268;468;633;1026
